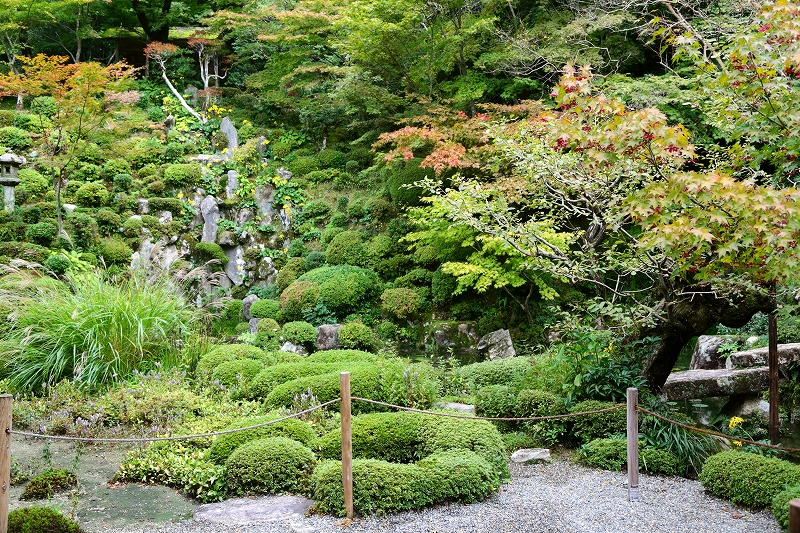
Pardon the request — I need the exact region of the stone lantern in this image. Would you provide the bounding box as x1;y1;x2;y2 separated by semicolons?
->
0;150;26;211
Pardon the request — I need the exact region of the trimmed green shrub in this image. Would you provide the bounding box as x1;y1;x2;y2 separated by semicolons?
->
279;280;320;322
0;126;31;150
305;251;326;270
326;230;368;267
277;256;307;292
18;169;49;201
112;173;133;193
387;158;429;208
264;366;382;411
147;197;183;213
474;385;517;419
502;432;540;451
287;156;321;176
20;468;77;500
700;450;800;508
96;208;123;234
512;388;567;444
256;317;280;334
208;415;317;464
8;507;84;533
72;162;102;182
212;358;265;386
43;254;72;276
220;299;244;322
122;217;144;237
772;483;800;531
195;344;269;375
29;96;58;118
318;148;347;169
281;320;317;345
250;299;280;320
315;412;428;463
104;158;132;178
380;287;423;320
456;357;537;392
195;242;229;266
432;269;458;305
337;322;373;350
578;438;680;476
307;349;379;364
248;361;360;399
74;181;109;207
298;265;382;319
366;197;395;223
163;163;202;188
417;450;500;503
569;400;627;444
312;459;432;516
419;416;508;480
320;226;344;245
226;436;315;495
98;237;132;264
641;448;682;476
24;221;57;246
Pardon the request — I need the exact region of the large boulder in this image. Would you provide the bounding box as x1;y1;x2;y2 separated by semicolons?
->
477;329;516;360
660;368;770;401
200;195;220;243
725;343;800;377
689;335;728;370
316;324;342;351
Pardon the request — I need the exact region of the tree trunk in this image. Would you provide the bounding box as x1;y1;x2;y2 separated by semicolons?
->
642;289;774;391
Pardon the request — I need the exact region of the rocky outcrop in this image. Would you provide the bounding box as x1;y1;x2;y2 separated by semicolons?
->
200;195;220;243
316;324;342;351
219;117;238;158
477;329;516;360
660;368;770;401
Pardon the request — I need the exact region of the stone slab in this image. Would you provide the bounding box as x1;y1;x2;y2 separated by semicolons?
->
725;343;800;370
661;367;770;401
194;495;314;525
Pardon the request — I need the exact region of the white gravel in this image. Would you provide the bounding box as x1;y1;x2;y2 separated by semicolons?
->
99;460;780;533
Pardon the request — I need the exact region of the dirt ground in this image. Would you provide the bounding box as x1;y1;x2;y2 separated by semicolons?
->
9;437;198;532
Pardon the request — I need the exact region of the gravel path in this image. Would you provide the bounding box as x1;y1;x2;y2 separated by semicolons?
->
99;460;780;533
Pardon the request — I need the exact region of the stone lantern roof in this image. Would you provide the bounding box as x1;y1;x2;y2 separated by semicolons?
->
0;150;26;186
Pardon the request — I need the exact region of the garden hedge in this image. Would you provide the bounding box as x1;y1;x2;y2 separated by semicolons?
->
569;400;627;444
456;357;536;392
700;450;800;508
195;344;270;375
207;415;317;464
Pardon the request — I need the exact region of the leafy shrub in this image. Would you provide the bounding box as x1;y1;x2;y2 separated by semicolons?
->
195;242;229;266
577;438;680;476
24;221;57;246
18;169;49;201
420;416;508;479
569;400;627;444
249;299;280;320
300;200;331;223
474;385;517;419
43;254;72;276
256;317;280;335
30;96;58;118
281;320;317;346
0;126;31;150
346;200;366;220
280;281;320;322
195;344;269;375
287;239;307;258
112;173;133;193
305;251;326;271
98;237;133;264
772;483;800;531
122;217;144;238
387;158;429;208
277;256;307;292
208;415;317;464
74;181;109;207
72;162;102;182
104;158;132;178
8;506;84;533
431;269;458;305
226;436;315;495
513;389;567;444
147;197;183;213
502;432;540;451
700;451;800;508
381;287;423;320
96;208;123;234
163;163;202;188
366;197;395;223
20;468;77;500
318;148;348;169
456;357;536;392
212;358;265;387
320;226;344;245
417;450;500;503
326;230;368;267
298;265;382;319
328;212;348;228
264;367;381;411
287;156;321;176
316;412;427;463
337;322;373;350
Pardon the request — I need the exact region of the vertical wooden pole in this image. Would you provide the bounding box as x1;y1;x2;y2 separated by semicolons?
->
769;309;780;445
790;498;800;533
340;372;353;520
0;394;12;533
627;387;639;502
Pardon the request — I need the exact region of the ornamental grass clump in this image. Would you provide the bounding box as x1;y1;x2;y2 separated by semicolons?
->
0;271;195;392
700;450;800;508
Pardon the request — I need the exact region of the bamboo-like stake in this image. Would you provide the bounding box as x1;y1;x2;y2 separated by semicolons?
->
790;498;800;533
627;388;639;502
0;394;12;533
340;372;353;519
769;309;780;445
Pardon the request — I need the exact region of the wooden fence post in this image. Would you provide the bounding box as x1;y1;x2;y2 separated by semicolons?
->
0;394;12;533
790;498;800;533
340;372;353;520
627;387;639;503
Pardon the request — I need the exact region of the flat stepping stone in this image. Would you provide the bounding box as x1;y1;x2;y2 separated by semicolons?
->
433;401;475;414
194;495;313;524
661;367;769;401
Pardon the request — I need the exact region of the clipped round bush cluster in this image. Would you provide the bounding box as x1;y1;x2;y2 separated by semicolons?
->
18;169;50;201
72;162;102;182
208;415;317;464
513;388;567;444
0;126;32;151
147;197;183;214
225;436;315;495
337;322;373;350
474;385;518;419
24;221;57;246
256;317;280;335
281;320;317;346
195;242;229;266
417;450;499;504
250;299;280;320
211;358;265;387
8;507;84;533
279;280;320;322
20;469;77;500
287;156;321;176
772;483;800;531
325;230;368;267
569;400;627;444
577;438;681;476
98;237;133;264
316;412;427;463
264;366;381;411
74;181;109;207
387;158;429;208
456;357;536;392
163;163;202;188
700;450;800;508
297;265;382;319
277;257;307;292
43;254;72;276
196;344;269;375
96;208;123;234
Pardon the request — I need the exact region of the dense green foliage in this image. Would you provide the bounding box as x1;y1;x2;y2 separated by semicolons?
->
8;507;84;533
225;437;316;495
700;451;800;508
208;415;317;465
20;468;77;500
577;439;680;476
772;484;800;531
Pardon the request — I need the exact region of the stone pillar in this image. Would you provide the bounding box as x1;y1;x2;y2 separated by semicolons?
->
0;151;26;212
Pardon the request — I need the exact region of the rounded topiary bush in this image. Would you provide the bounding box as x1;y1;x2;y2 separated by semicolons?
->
250;299;280;320
208;415;317;464
163;163;202;188
337;322;373;350
514;389;567;444
279;280;320;322
305;251;326;271
474;385;517;419
98;237;133;264
317;148;347;169
417;450;500;504
256;317;280;335
281;320;317;346
286;156;321;176
456;357;536;392
569;400;627;444
772;483;800;531
74;181;109;207
325;230;368;267
297;265;382;320
315;412;428;463
196;344;269;375
211;358;265;387
0;126;32;151
8;506;84;533
420;416;508;480
264;366;382;412
25;221;57;246
43;254;72;276
578;438;680;476
225;436;315;495
18;169;50;201
700;450;800;508
20;469;77;500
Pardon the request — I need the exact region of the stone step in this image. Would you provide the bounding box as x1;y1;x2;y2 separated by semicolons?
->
661;367;770;401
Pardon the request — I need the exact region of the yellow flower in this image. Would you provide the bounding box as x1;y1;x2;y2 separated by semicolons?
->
732;440;742;447
728;416;745;430
177;192;184;199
